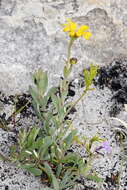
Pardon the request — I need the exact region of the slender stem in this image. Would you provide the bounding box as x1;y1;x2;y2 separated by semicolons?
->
65;88;88;118
38;164;48;174
67;37;75;66
10;100;30;119
60;38;75;107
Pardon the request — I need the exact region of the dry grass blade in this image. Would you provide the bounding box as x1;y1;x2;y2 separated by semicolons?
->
111;117;127;129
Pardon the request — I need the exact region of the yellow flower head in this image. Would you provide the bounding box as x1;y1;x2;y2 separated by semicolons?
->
63;19;77;32
63;19;92;40
83;32;92;40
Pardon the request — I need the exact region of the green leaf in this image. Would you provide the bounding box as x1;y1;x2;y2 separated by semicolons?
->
90;136;103;144
43;162;53;180
85;143;90;153
61;153;78;164
89;64;98;81
84;64;98;89
29;86;40;105
52;175;60;190
39;136;53;159
50;145;57;159
39;87;57;109
29;86;43;120
51;94;65;119
51;94;59;112
18;128;28;149
59;107;66;121
42;112;54;134
47;87;57;97
63;129;77;150
84;69;90;89
87;174;104;183
27;167;42;176
21;163;36;169
56;164;63;178
44;162;59;190
33;69;48;95
59;79;68;101
21;164;42;176
87;135;103;151
80;164;92;176
27;127;40;148
39;95;48;109
60;170;77;189
63;66;70;78
52;116;60;129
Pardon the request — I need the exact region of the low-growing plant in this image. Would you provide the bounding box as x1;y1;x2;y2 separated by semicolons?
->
0;19;111;189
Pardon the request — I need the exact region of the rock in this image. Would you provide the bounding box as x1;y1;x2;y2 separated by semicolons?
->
0;64;31;94
0;0;127;94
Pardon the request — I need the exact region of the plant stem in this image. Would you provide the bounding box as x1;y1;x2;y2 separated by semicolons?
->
60;38;75;107
67;37;75;67
65;88;88;118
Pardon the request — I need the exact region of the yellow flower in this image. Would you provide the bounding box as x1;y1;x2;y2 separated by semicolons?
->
63;19;77;36
76;25;89;37
83;32;92;40
63;19;92;39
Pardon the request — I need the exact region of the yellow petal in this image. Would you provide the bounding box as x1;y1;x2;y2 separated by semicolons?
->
78;25;89;32
76;25;89;37
83;32;92;40
70;22;77;31
63;20;77;33
76;31;82;37
63;26;70;32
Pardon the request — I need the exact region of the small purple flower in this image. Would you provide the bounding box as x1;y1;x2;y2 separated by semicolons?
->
95;141;112;154
101;141;112;154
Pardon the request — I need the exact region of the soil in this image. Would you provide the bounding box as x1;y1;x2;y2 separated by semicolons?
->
95;58;127;117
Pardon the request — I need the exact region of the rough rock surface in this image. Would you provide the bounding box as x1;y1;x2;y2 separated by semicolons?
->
0;0;127;190
0;0;127;94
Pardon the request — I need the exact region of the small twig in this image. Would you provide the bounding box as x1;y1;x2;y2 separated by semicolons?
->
65;88;88;119
9;100;30;126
